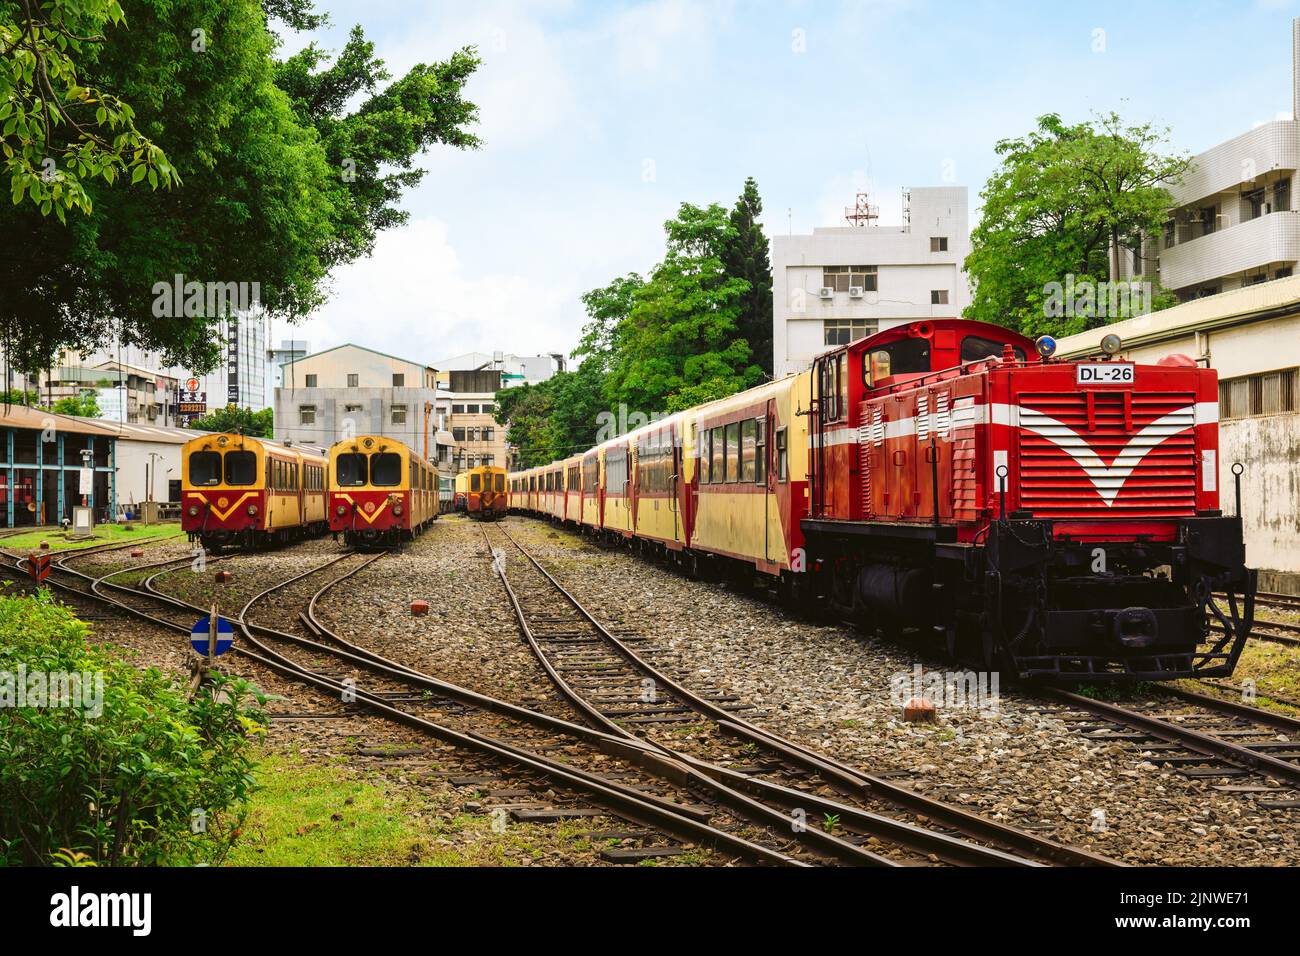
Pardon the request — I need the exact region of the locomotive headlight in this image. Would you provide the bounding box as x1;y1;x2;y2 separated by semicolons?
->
1034;334;1057;358
1100;332;1123;356
336;504;347;516
247;504;258;516
187;505;199;517
393;503;404;516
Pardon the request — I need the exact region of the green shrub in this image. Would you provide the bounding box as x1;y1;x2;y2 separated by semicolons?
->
0;589;266;865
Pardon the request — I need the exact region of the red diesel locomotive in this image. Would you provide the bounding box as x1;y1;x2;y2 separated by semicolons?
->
804;319;1256;680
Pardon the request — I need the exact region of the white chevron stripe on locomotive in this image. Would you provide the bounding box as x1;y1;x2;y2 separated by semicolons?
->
1015;405;1196;506
813;401;1213;506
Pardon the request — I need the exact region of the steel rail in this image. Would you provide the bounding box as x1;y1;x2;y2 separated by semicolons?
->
1039;686;1300;787
41;546;800;866
486;525;1121;867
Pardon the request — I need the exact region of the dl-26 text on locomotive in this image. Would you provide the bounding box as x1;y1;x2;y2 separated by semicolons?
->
511;318;1256;682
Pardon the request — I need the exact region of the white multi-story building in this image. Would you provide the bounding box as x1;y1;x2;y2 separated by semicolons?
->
1153;19;1300;300
266;339;309;408
433;351;567;390
771;186;971;378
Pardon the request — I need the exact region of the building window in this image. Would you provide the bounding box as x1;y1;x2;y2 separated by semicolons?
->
822;265;877;293
1276;267;1293;280
391;404;407;425
305;373;317;388
452;427;466;441
299;405;316;425
347;373;359;387
1219;368;1298;420
483;427;494;442
931;289;949;305
930;236;948;252
823;318;875;346
452;404;465;414
466;404;480;414
1244;188;1266;221
1163;219;1175;249
1199;205;1218;237
392;373;405;387
1275;178;1291;213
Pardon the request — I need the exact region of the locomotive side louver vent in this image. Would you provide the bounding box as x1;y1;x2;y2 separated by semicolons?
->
917;394;930;441
1016;391;1198;517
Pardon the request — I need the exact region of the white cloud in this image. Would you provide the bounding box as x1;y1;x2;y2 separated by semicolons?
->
288;217;575;364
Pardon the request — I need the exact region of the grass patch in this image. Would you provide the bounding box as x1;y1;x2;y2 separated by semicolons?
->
228;751;608;867
2;523;185;553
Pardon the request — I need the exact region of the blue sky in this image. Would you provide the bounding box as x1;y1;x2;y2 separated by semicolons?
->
280;0;1300;365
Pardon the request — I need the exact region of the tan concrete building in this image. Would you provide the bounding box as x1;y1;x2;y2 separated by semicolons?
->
436;368;510;473
1058;278;1300;590
273;344;452;464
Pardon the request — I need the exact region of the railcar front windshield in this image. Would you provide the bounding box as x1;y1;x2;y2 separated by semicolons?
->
470;473;482;492
336;453;368;486
370;453;401;487
189;451;221;486
494;473;505;493
224;451;257;485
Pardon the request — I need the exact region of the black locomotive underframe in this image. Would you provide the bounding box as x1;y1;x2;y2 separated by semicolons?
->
801;515;1256;682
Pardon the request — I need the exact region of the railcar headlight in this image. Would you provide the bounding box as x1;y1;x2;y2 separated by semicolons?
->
1034;335;1057;358
1100;332;1122;356
336;504;347;516
187;505;199;517
393;503;403;516
247;504;258;516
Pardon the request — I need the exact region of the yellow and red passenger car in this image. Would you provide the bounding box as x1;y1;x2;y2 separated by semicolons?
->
328;435;437;546
182;433;328;551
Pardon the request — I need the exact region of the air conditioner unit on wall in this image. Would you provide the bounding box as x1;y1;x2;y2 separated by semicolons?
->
818;287;834;299
848;286;863;298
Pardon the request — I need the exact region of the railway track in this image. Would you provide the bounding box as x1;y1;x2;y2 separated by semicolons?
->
30;541;825;865
481;522;1119;867
1034;685;1300;806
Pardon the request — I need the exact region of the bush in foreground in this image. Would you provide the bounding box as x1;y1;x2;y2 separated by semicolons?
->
0;590;266;865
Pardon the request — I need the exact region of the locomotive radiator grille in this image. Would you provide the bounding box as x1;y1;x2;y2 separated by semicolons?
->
1016;391;1198;517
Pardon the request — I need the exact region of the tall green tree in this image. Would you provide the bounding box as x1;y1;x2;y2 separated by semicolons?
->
965;112;1190;337
187;404;272;437
602;202;760;415
0;0;178;221
721;176;773;378
0;0;480;376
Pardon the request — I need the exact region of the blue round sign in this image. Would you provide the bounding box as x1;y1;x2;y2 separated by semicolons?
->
190;616;235;656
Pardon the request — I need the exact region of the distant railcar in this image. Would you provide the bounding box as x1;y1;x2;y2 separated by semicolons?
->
328;435;437;546
182;433;328;551
464;465;508;521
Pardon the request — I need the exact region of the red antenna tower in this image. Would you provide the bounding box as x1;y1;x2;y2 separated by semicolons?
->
844;192;880;227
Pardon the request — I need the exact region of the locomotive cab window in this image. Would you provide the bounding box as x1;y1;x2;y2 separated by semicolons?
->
336;454;368;487
961;336;1025;364
189;451;221;486
864;338;931;388
224;451;257;486
370;453;400;486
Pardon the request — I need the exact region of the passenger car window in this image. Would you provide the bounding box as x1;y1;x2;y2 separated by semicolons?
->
224;451;257;486
336;453;367;487
189;451;221;486
725;422;740;482
740;419;757;482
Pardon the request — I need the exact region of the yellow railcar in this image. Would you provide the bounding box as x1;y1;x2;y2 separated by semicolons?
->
182;433;328;551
